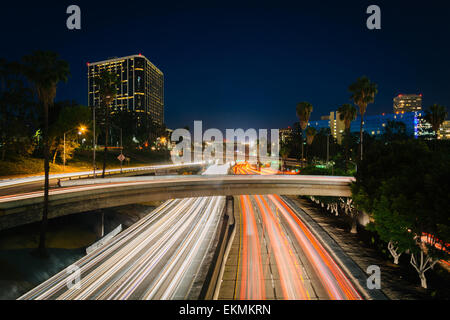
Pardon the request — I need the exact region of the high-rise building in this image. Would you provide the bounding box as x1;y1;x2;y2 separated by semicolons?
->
393;94;422;113
438;120;450;140
308;111;345;144
279;127;293;144
87;54;164;128
329;111;346;144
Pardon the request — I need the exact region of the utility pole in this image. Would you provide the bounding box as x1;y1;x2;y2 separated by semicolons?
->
93;106;96;178
326;134;330;164
120;127;123;173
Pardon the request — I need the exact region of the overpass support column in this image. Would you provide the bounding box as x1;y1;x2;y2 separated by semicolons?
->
226;196;234;225
93;210;104;239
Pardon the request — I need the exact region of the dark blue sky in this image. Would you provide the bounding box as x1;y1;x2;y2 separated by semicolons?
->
1;0;449;131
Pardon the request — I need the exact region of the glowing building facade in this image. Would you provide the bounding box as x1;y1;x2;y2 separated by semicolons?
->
393;94;422;113
87;54;164;127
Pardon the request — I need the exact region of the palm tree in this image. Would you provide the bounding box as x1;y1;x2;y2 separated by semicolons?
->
279;145;290;172
305;126;317;145
337;103;357;167
305;126;317;164
22;51;70;256
97;70;120;178
296;102;313;165
348;76;377;161
424;104;448;137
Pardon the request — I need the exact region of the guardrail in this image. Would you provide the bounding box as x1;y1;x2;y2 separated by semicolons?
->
56;162;208;186
0;162;207;189
200;196;235;299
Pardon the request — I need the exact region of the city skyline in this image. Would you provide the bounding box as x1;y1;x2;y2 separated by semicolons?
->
1;1;449;131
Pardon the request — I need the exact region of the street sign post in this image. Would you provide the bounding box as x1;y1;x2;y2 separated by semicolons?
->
117;153;125;173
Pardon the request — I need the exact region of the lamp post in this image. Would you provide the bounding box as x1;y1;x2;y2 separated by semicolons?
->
93;106;96;178
63;126;86;172
111;123;123;173
326;133;330;164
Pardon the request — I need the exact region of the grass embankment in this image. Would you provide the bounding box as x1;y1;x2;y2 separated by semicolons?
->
0;149;170;179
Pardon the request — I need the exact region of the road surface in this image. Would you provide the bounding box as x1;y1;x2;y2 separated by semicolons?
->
230;163;362;300
18;164;229;300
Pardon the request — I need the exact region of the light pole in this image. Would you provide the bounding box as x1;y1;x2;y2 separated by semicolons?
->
93;106;96;178
326;133;330;164
63;125;86;172
111;123;123;173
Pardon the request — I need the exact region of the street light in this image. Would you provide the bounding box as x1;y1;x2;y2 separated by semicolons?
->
110;123;123;173
63;125;86;172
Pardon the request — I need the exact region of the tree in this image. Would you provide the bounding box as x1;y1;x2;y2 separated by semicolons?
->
382;120;408;142
0;59;37;160
48;101;91;164
96;70;120;178
424;104;448;137
352;139;450;288
366;193;415;264
305;126;317;146
21;51;70;256
296;102;313;164
348;76;378;161
337;103;357;168
279;144;290;172
305;126;317;164
111;109;136;148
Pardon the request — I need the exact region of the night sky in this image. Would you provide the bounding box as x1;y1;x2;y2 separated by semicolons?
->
1;0;449;131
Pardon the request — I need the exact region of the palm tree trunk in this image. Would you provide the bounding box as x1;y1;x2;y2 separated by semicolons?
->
102;104;109;178
345;128;349;170
359;114;364;161
305;143;309;165
38;102;49;256
301;130;305;167
52;149;58;164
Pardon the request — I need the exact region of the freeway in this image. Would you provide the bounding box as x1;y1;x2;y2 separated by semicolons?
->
0;171;354;231
18;164;229;300
232;163;362;300
0;175;354;204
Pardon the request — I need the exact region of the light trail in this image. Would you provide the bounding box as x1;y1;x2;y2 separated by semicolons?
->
234;162;362;300
239;195;265;299
18;165;228;300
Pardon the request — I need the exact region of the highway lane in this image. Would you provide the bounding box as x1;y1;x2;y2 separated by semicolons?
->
18;196;225;300
234;163;362;300
18;164;229;300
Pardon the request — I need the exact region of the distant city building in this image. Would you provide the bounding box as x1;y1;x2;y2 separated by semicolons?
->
279;127;293;144
87;54;164;128
393;94;422;113
308;111;345;144
329;112;345;144
309;111;429;141
438;120;450;140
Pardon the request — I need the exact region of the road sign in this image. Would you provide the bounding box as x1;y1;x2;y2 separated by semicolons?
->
117;154;125;162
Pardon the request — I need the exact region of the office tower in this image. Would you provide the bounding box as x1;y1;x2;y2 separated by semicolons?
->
393;94;422;113
87;54;164;130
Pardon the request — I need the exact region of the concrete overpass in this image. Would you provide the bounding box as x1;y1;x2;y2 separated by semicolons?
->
0;162;207;197
0;175;354;231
